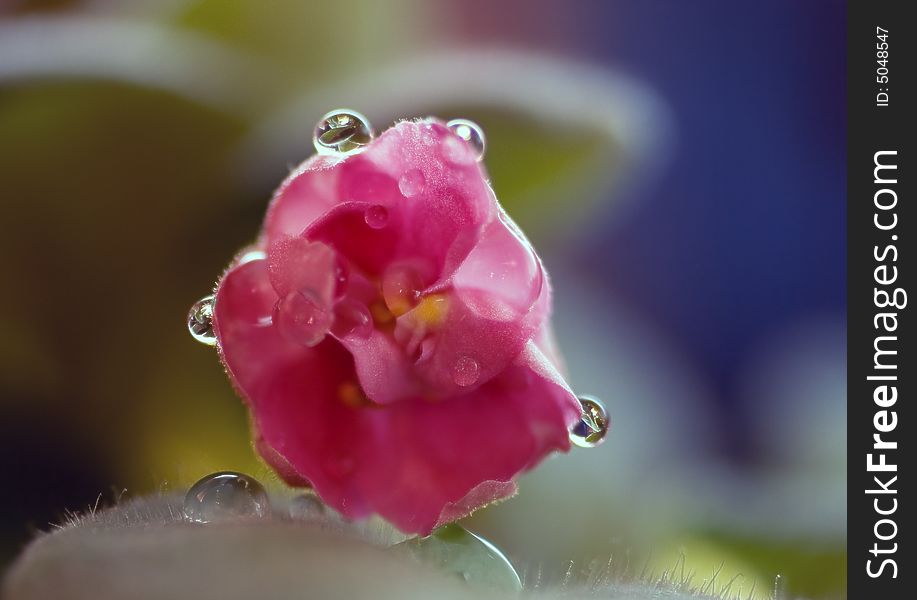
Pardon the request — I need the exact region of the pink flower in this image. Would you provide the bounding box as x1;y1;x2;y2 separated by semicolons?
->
213;118;582;534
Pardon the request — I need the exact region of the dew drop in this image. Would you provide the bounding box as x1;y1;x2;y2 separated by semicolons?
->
569;395;609;448
182;471;269;524
398;523;522;592
364;204;389;229
398;169;426;198
289;492;326;520
452;355;481;387
382;265;423;317
446;118;486;161
187;295;217;346
273;291;333;346
331;298;372;338
313;109;373;156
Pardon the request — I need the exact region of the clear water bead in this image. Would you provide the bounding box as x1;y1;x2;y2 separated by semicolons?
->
364;204;389;229
398;524;522;592
452;355;481;387
313;109;373;156
273;291;333;347
446;118;486;161
570;395;609;448
187;294;216;346
331;298;372;339
398;169;426;198
183;471;269;524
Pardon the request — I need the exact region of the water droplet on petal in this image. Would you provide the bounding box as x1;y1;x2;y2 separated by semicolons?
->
331;298;372;338
446;118;486;161
570;395;609;448
273;291;333;346
187;295;217;346
452;355;481;387
382;265;423;317
364;204;389;229
398;524;522;592
398;169;426;198
289;493;326;520
313;109;373;156
183;471;269;524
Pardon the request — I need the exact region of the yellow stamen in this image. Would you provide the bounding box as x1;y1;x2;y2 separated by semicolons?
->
413;294;449;327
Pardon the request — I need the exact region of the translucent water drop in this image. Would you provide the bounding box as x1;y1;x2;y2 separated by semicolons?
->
446;118;486;161
452;355;481;387
331;298;372;338
187;295;217;346
397;523;522;592
382;265;423;317
273;291;333;346
289;493;326;520
570;395;609;448
364;204;389;229
313;109;373;156
398;169;426;198
183;471;269;524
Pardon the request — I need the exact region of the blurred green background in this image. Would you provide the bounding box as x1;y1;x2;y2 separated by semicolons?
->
0;1;845;598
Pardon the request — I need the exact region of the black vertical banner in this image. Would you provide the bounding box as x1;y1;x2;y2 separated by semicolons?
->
849;0;913;597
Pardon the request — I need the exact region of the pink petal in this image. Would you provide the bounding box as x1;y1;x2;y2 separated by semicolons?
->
213;258;373;516
264;156;342;241
451;211;545;321
267;237;344;303
213;118;587;535
347;342;580;533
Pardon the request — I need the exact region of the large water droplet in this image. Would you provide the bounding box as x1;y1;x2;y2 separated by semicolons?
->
382;265;423;317
398;169;426;198
446;118;486;161
183;471;269;524
398;523;522;592
273;291;333;346
452;355;481;387
570;395;609;448
331;298;372;339
313;109;373;156
187;295;217;346
364;204;389;229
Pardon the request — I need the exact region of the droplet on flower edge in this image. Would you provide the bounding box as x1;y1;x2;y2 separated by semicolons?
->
313;109;373;156
187;295;217;346
183;471;270;524
398;523;522;592
569;395;609;448
446;118;486;162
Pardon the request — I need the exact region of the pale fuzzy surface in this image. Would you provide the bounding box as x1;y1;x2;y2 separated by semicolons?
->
4;495;739;600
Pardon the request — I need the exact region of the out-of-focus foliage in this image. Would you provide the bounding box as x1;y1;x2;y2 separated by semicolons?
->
1;2;845;598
